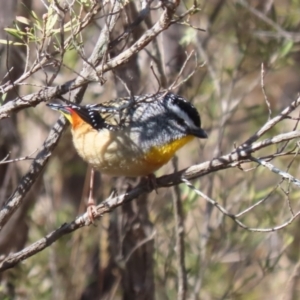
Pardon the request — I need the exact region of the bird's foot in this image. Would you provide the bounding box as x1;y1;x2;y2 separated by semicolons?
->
141;173;158;193
86;197;98;225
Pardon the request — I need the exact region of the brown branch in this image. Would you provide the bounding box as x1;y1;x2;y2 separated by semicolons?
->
182;178;300;233
0;117;68;230
0;1;102;96
237;0;300;42
172;157;187;300
3;97;295;234
0;0;182;234
0;0;179;119
1;121;300;270
0;150;38;164
1;0;299;277
239;95;300;147
0;1;123;229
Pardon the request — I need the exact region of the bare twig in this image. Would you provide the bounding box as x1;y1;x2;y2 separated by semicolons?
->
0;117;68;230
172;157;187;300
0;150;38;164
240;95;300;147
0;0;179;119
0;1;124;229
169;50;195;91
261;63;272;120
1;118;300;269
250;156;300;188
182;178;300;232
237;0;300;42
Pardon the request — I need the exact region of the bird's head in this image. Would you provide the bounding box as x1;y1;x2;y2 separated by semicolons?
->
47;103;85;129
47;102;109;131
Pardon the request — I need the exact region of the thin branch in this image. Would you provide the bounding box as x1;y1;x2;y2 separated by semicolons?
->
235;188;277;218
0;117;68;230
237;0;300;42
0;150;38;164
168;50;195;91
0;0;179;119
261;63;272;120
123;230;156;264
1;122;300;270
0;1;125;229
182;178;300;233
172;157;187;300
184;130;300;182
240;95;300;147
95;0;179;75
250;156;300;188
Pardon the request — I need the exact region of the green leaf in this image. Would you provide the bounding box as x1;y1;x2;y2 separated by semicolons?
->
46;13;58;33
180;27;197;46
30;10;39;21
34;19;42;31
1;93;7;104
280;40;294;58
16;16;31;25
0;39;25;45
4;28;22;39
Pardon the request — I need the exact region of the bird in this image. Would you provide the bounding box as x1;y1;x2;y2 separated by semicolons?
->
47;92;207;220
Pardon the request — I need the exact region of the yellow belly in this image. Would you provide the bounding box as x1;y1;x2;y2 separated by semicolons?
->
144;135;194;166
72;125;194;177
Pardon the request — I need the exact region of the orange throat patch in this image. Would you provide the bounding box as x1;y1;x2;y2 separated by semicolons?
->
144;135;194;166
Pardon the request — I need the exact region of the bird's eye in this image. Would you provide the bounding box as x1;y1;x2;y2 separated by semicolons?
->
177;118;185;126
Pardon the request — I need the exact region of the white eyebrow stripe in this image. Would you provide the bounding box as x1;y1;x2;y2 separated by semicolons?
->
169;104;197;128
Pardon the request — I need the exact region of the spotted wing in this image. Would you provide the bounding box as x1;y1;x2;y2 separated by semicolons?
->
87;93;166;127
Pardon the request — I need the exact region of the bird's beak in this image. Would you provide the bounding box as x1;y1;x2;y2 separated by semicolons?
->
47;103;71;115
189;127;208;139
47;103;74;125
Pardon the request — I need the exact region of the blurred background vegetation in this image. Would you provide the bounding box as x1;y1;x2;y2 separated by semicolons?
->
1;0;300;299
